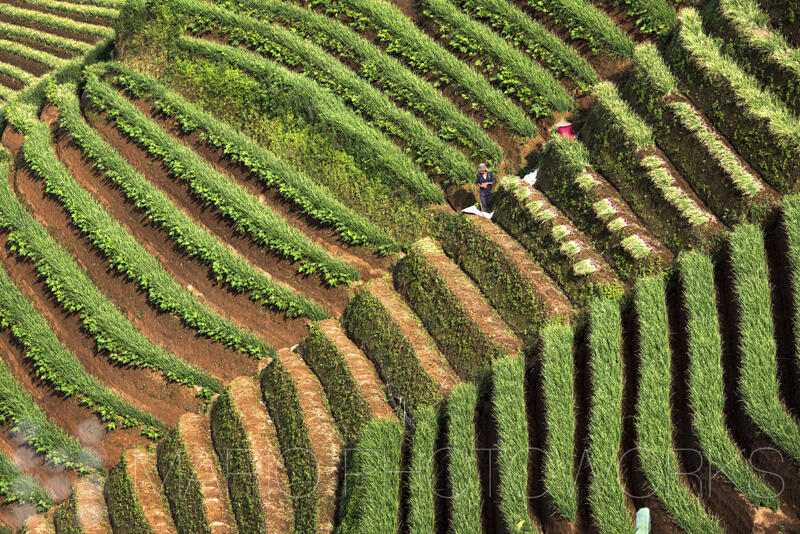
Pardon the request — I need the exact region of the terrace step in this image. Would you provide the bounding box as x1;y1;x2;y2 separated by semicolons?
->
366;276;460;397
123;448;177;534
227;376;293;533
25;512;55;534
316;319;397;421
176;413;236;534
72;480;112;534
274;348;342;534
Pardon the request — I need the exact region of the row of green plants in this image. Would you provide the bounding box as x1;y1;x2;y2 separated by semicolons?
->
493;176;625;306
526;0;635;58
337;418;404;534
759;0;798;47
49;82;325;319
666;8;800;193
0;39;67;70
407;405;437;534
307;0;539;136
105;449;157;534
0;63;35;87
452;0;597;91
728;224;800;464
175;36;443;213
0;21;93;54
0;452;52;511
84;67;362;285
587;299;635;534
298;323;373;445
0;3;114;39
0;116;220;394
20;0;118;20
393;238;508;381
615;0;676;36
0;254;165;437
182;0;473;189
634;275;722;533
535;134;664;281
782;195;800;386
7;103;272;368
214;0;502;165
103;62;398;252
0;85;15;103
446;383;482;533
540;324;578;523
493;356;536;533
341;280;442;413
434;211;555;343
420;0;573;116
706;0;800;116
676;251;779;509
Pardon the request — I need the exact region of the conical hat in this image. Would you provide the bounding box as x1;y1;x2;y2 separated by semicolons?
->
554;119;572;128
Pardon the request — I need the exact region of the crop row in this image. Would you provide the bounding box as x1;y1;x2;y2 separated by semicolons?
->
0;3;114;39
0;452;51;510
526;0;635;58
310;0;538;136
420;0;573;116
782;195;800;386
447;383;482;533
407;405;437;534
6;102;270;369
103;63;398;252
616;0;675;36
0;21;92;54
667;8;800;193
634;275;722;533
49;82;325;320
677;251;779;509
18;0;118;20
182;0;472;188
452;0;597;91
0;63;35;87
84;66;361;284
0;39;67;70
213;0;502;164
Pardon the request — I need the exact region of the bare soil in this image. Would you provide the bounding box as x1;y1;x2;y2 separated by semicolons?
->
317;319;397;420
74;479;111;534
23;510;55;533
228;376;293;533
177;413;235;534
83;102;353;316
0;72;23;92
0;14;98;44
124;448;177;534
0;0;112;26
0;50;49;77
275;348;342;534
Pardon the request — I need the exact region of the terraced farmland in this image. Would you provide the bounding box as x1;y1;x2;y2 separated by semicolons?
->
0;0;798;531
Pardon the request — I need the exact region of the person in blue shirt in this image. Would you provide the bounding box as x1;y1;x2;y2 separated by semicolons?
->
475;163;494;213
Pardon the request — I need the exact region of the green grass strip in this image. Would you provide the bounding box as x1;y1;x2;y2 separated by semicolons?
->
527;0;635;58
408;406;436;534
677;251;779;510
587;299;635;534
0;3;113;38
6;103;269;370
16;0;118;20
541;324;577;522
313;0;538;136
0;451;52;510
493;356;537;533
634;275;722;533
338;418;404;534
453;0;597;91
0;39;67;70
99;62;398;253
782;195;800;387
215;0;502;164
48;83;325;320
420;0;573;115
729;224;800;463
0;86;16;103
0;20;91;53
447;383;482;533
180;0;473;187
83;68;361;285
0;63;35;86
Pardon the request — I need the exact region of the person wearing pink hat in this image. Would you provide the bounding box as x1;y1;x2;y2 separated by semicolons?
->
475;163;494;213
555;119;577;139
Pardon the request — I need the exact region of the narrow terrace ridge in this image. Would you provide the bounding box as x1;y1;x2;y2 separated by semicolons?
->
316;319;397;420
274;348;341;534
469;214;573;319
228;376;293;533
176;413;236;534
123;448;177;533
413;237;523;355
73;480;111;534
25;512;55;533
366;276;460;396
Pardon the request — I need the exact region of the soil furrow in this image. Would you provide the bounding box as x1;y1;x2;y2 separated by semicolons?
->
0;14;98;44
0;0;113;26
0;50;49;77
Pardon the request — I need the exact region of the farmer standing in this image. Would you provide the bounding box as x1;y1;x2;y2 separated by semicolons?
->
475;163;494;213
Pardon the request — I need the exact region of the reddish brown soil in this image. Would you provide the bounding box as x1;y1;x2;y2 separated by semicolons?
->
83;103;353;316
0;51;48;77
474;390;504;534
23;510;55;533
317;319;397;420
0;72;23;92
0;14;98;44
0;0;112;26
177;414;235;534
73;479;110;534
368;276;460;396
123;448;177;534
274;348;342;534
46;108;311;354
228;376;293;533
